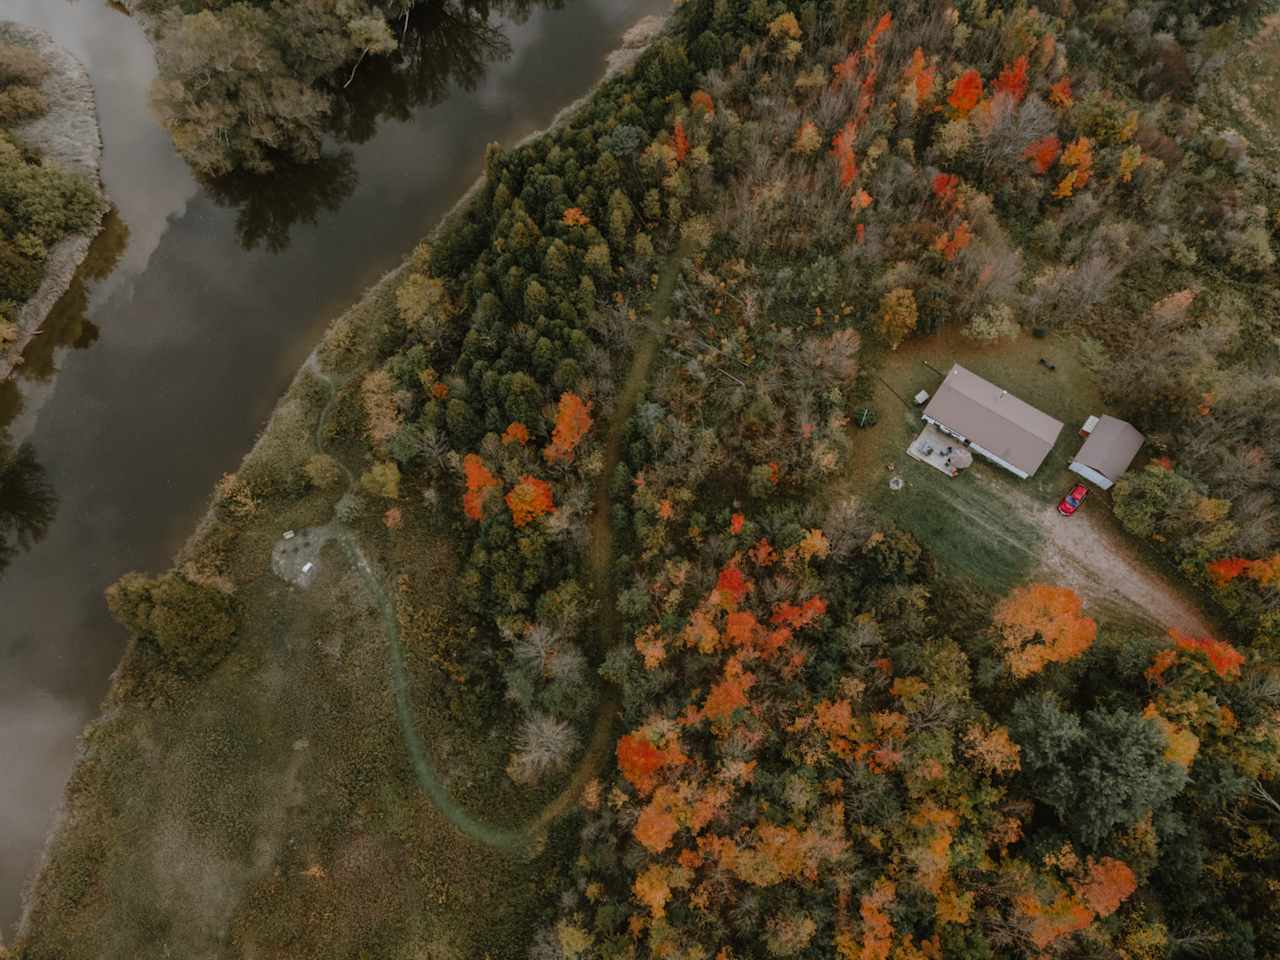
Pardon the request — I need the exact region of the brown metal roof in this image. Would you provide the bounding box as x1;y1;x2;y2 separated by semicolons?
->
920;365;1064;476
1074;416;1144;481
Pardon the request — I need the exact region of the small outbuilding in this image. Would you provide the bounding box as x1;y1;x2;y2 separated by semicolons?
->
1069;416;1144;490
920;364;1064;479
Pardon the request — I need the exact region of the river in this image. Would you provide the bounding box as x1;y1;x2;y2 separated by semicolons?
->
0;0;665;935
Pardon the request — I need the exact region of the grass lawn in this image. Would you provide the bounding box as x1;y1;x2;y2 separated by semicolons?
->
846;325;1113;593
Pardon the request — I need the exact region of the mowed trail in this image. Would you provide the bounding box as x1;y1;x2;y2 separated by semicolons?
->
297;248;687;854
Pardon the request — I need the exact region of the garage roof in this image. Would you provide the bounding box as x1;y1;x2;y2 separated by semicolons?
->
1074;416;1144;482
921;364;1063;477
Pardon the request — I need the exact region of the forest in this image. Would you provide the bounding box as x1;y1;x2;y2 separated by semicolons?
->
14;0;1280;957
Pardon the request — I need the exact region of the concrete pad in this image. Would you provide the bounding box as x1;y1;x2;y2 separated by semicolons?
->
906;423;970;478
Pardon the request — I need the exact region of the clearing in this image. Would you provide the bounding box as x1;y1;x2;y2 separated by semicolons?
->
847;326;1217;636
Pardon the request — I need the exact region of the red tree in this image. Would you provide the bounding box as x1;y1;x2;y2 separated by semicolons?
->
948;69;983;114
462;454;499;521
994;55;1029;102
544;392;593;464
1024;135;1061;174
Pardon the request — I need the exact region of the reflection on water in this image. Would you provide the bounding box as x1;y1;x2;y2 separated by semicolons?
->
3;211;127;389
0;211;127;576
329;0;517;144
205;152;359;253
203;0;553;252
0;440;55;576
1;0;668;937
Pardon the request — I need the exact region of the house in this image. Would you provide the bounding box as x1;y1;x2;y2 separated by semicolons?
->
920;364;1064;479
1069;416;1144;490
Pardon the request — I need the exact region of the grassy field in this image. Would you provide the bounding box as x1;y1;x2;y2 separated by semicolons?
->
845;325;1110;593
16;278;574;960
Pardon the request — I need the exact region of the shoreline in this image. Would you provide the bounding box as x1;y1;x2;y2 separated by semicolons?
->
0;23;107;384
13;11;668;943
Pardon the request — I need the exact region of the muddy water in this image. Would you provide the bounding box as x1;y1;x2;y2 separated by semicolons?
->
0;0;665;934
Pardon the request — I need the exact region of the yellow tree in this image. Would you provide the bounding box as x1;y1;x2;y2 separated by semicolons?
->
877;288;918;350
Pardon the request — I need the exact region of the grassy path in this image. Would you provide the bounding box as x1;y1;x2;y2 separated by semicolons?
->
307;357;533;852
299;250;685;854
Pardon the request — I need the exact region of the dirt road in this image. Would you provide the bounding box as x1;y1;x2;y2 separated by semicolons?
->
970;471;1217;636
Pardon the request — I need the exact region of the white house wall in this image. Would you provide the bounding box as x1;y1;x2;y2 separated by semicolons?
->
921;415;964;443
969;442;1030;479
1069;461;1114;490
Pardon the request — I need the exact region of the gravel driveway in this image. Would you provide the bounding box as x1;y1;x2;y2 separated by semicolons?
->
971;471;1217;637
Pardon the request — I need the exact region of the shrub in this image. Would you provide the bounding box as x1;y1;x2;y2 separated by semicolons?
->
303;453;343;489
237;398;313;498
0;132;103;285
0;43;48;85
964;303;1020;341
0;239;42;301
1226;224;1275;274
359;459;401;500
853;405;879;428
0;85;48;124
106;571;238;675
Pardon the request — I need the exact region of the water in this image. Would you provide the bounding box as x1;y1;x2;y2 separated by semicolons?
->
0;0;665;934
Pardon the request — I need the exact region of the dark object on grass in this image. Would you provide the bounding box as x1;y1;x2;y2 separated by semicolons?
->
1032;326;1048;338
854;406;879;428
1039;357;1057;371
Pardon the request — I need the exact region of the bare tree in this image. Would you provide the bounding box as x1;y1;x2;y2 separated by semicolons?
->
507;712;581;785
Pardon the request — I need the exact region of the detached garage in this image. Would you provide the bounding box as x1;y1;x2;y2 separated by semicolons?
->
1069;416;1145;490
920;364;1064;479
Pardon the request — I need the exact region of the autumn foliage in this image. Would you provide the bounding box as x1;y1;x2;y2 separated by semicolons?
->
904;47;935;102
859;878;896;960
505;475;555;527
501;421;529;446
616;730;687;796
1053;136;1094;198
1209;553;1280;587
1049;76;1074;107
1024;135;1061;174
673;120;689;163
543;391;593;464
1168;628;1244;679
994;55;1029;101
831;122;859;187
864;12;892;58
993;584;1097;678
461;453;498;521
963;723;1022;775
878;287;919;349
933;221;972;261
1073;857;1138;918
932;172;959;206
948;69;983;114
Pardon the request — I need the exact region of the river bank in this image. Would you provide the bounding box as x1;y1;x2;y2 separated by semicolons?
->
0;0;671;942
0;23;106;383
12;12;669;956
